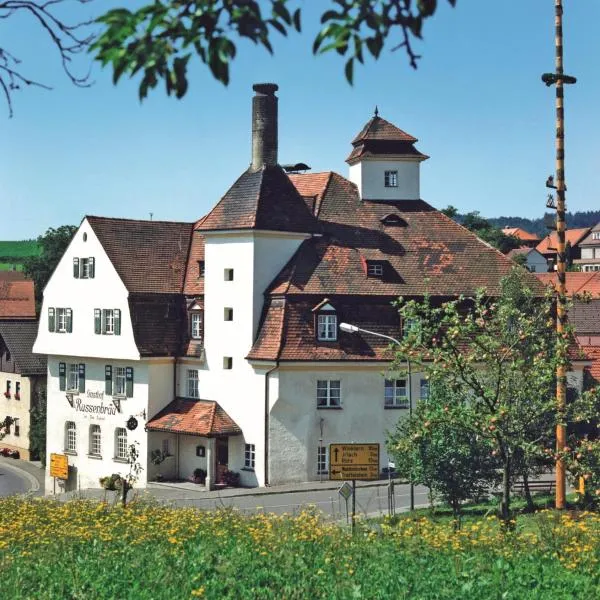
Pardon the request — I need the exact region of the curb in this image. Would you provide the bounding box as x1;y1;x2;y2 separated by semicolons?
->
0;460;40;493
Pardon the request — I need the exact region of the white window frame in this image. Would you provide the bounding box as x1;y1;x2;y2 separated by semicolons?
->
367;262;384;277
67;363;79;392
317;446;329;474
384;170;398;187
65;421;76;453
115;428;128;460
90;424;101;456
187;369;199;398
244;443;256;469
57;308;67;333
81;257;90;279
385;379;409;408
114;367;126;396
593;232;600;240
317;380;341;408
191;312;202;339
317;313;337;341
420;379;430;402
13;418;20;437
104;309;115;335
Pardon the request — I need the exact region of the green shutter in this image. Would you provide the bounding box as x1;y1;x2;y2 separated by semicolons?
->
94;309;101;334
48;308;55;332
59;362;66;391
78;363;85;393
73;258;79;278
101;309;106;334
114;309;121;335
125;367;134;398
89;257;95;278
66;308;73;333
105;365;113;395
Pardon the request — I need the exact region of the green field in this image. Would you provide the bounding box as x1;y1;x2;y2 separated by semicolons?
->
0;240;40;271
0;497;598;599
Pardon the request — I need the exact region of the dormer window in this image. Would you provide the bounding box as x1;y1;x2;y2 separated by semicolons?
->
312;299;337;342
198;260;205;277
380;213;405;227
191;312;203;339
366;261;384;278
384;170;398;187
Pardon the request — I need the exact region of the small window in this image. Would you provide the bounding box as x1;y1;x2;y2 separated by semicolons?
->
317;446;329;474
57;308;67;333
420;379;429;401
198;260;205;277
13;418;20;437
90;424;102;456
115;428;128;460
191;312;203;340
104;309;115;334
187;369;199;398
385;379;409;408
223;357;233;370
65;421;77;453
402;318;421;340
317;313;337;341
317;380;341;408
4;380;10;399
224;307;234;321
15;381;20;400
593;232;600;240
367;261;384;277
384;170;398;187
244;443;256;469
196;445;206;457
114;367;126;396
67;364;79;392
224;268;234;281
81;258;90;279
83;232;88;242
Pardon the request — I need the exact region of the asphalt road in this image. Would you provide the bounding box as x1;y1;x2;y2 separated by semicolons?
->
0;464;31;496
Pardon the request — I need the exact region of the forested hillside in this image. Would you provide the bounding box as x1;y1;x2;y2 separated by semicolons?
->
487;210;600;237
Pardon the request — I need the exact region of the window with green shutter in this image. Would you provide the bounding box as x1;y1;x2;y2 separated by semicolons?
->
94;309;101;334
89;257;95;278
59;362;66;391
78;364;86;393
125;367;134;398
114;309;121;335
66;308;73;333
105;366;113;395
48;308;55;332
73;257;79;278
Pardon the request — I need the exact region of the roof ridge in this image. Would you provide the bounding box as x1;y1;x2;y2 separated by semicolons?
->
208;401;217;435
315;172;334;218
86;215;193;226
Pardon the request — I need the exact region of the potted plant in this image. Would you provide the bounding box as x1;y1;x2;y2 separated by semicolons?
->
223;470;240;487
191;468;206;484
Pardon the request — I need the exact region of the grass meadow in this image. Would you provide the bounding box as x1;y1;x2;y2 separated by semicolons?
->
0;496;598;599
0;240;40;271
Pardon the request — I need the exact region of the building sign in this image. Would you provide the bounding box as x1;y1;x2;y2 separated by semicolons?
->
50;453;68;479
329;443;380;481
73;390;118;415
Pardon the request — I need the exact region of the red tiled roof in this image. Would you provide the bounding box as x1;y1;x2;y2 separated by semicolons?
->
147;398;241;437
581;346;600;381
502;227;540;242
197;165;320;234
87;216;194;294
246;298;286;360
507;246;534;258
351;116;417;144
535;272;600;297
570;300;600;334
0;274;36;319
287;172;332;216
536;228;591;255
183;219;205;296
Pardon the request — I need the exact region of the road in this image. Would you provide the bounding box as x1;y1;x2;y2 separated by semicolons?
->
0;464;32;496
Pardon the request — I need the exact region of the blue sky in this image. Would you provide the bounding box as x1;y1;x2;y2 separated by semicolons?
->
1;0;599;240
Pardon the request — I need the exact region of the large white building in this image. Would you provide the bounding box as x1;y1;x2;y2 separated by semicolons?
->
35;83;533;492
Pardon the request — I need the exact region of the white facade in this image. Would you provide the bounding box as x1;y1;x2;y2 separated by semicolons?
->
349;158;422;201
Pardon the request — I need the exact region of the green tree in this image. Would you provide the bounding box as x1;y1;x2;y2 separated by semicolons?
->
92;0;457;100
392;268;600;522
22;225;77;312
29;386;47;464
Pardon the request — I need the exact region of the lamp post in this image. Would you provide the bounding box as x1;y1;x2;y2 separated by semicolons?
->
339;322;414;511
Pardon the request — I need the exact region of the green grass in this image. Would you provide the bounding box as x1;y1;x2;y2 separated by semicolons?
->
0;262;24;271
0;239;40;260
0;496;598;599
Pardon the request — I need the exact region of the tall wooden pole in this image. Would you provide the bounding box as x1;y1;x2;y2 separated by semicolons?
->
554;0;567;510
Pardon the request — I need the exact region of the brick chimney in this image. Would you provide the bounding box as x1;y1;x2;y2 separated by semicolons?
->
251;83;278;171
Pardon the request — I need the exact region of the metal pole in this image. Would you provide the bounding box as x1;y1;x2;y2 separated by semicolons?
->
554;0;567;511
351;479;356;533
408;359;414;511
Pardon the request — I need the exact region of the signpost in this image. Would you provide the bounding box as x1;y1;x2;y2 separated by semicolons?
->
330;443;380;532
50;453;68;482
338;482;352;524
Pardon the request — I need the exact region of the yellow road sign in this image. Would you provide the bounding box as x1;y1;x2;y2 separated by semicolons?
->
329;443;380;481
50;453;68;480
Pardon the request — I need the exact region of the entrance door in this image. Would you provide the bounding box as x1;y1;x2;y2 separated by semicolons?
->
215;437;229;484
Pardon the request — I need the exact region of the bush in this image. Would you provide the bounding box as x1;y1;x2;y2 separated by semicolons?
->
99;474;122;491
223;470;240;487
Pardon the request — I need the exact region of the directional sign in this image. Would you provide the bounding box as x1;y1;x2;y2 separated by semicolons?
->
50;453;68;480
329;443;380;481
338;482;353;501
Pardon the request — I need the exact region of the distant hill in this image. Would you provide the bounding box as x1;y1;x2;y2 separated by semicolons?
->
0;240;41;271
487;210;600;238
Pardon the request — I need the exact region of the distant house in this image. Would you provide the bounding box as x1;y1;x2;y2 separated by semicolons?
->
502;227;540;248
0;272;36;321
536;227;591;270
506;247;548;273
573;223;600;272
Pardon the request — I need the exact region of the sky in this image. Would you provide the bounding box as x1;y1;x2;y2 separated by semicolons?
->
1;0;600;240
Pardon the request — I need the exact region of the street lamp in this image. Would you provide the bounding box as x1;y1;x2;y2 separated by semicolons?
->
339;322;414;511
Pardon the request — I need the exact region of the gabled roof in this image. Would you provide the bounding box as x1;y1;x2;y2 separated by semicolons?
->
535;272;600;297
0;321;46;375
507;247;544;259
570;300;600;334
196;165;320;234
146;398;241;437
502;227;540;242
579;222;600;246
0;273;36;320
287;172;332;217
536;228;591;255
86;216;194;294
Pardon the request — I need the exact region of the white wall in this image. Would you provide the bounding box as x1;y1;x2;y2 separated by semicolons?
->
0;373;33;458
33;219;140;361
270;364;425;484
349;159;421;201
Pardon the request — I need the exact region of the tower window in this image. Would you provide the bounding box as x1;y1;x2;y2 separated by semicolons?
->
384;170;398;187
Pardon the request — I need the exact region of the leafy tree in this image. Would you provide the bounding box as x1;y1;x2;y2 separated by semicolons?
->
392;268;600;522
92;0;457;100
29;386;47;464
23;225;77;312
0;0;94;116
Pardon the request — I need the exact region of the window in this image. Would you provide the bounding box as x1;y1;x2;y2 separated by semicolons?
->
420;379;429;401
4;380;10;399
191;312;203;339
224;307;234;321
529;265;537;272
73;257;95;279
385;379;409;408
317;314;337;341
68;364;79;392
317;446;329;474
106;366;134;397
317;380;341;408
15;381;20;400
65;421;77;453
81;258;90;279
223;357;233;370
13;418;20;437
198;261;205;277
49;307;72;333
244;443;256;469
115;428;127;460
224;268;234;281
162;438;171;456
187;369;199;398
57;308;67;332
384;170;398;187
593;232;600;240
367;261;384;277
90;425;101;456
402;318;421;340
95;309;121;335
104;309;115;334
115;367;126;396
